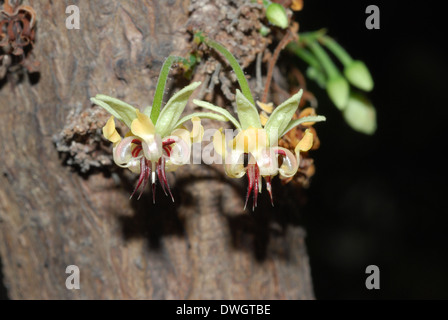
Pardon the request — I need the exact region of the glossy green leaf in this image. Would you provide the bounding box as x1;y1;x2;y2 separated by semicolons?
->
150;56;186;123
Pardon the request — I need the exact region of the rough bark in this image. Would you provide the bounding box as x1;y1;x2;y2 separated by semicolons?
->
0;0;314;299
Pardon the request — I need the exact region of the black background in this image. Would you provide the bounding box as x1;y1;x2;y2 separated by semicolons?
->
1;1;447;300
297;1;448;299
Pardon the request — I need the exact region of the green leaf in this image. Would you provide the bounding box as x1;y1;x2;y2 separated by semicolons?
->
264;90;303;145
193;99;242;131
150;56;187;123
204;39;255;105
91;95;137;128
175;112;229;128
235;90;262;130
155;82;201;137
281;115;327;137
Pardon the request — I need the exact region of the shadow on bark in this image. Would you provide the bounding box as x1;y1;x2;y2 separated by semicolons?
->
112;161;305;264
0;257;8;300
119;190;186;251
224;178;303;262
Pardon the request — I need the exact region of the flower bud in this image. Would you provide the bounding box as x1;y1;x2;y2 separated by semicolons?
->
259;24;271;36
326;76;349;110
266;3;289;29
344;60;374;92
343;92;377;135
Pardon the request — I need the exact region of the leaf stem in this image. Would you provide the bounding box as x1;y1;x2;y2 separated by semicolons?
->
262;29;296;103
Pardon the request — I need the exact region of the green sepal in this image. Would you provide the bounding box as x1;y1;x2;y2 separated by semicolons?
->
90;95;137;128
235;90;262;130
282;115;327;137
193;99;242;131
264;89;303;145
175;112;229;129
155;82;201;137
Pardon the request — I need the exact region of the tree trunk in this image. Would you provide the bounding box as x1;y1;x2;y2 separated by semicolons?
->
0;0;314;299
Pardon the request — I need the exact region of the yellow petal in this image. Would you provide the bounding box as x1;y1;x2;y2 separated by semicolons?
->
224;151;246;178
260;112;269;126
299;107;317;126
295;129;314;153
232;128;269;154
213;128;227;157
256;101;274;114
190;117;204;143
131;110;155;142
171;128;192;147
291;0;303;11
102;116;122;144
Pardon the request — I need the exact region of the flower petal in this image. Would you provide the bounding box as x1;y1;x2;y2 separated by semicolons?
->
170;127;192;148
256;101;274;114
103;116;122;144
273;147;299;178
260;112;269;126
295;129;314;153
224;150;246;178
163;135;191;166
232;128;269;155
213;128;227;157
190;117;204;143
131;110;156;142
298;107;318;126
291;0;303;11
113;136;142;171
140;134;163;162
256;148;278;177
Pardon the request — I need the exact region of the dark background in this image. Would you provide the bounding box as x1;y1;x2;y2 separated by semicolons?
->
1;1;446;300
297;1;448;299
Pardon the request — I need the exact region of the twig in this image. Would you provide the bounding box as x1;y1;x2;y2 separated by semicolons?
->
261;29;297;103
